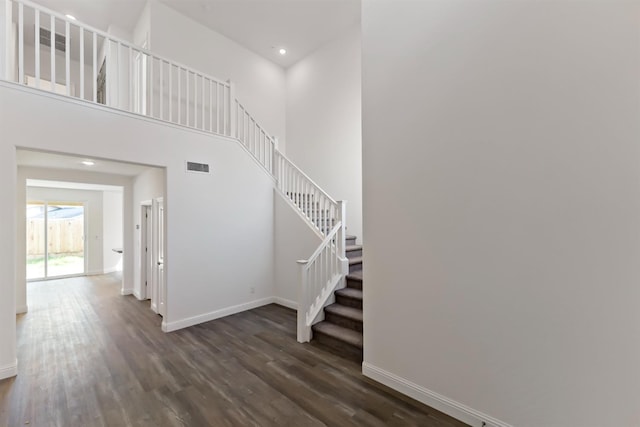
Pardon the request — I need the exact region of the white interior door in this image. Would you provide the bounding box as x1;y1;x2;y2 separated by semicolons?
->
156;197;165;317
140;203;152;300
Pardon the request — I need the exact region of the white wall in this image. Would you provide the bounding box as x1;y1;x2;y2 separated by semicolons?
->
1;83;276;348
149;1;286;148
274;191;322;308
132;167;164;297
286;27;362;242
361;2;640;427
132;1;151;48
16;167;133;312
26;186;103;274
0;141;16;380
103;190;123;273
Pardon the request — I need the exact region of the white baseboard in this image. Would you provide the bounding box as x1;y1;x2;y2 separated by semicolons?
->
362;363;512;427
86;270;103;276
103;267;122;274
273;297;297;310
133;290;143;300
120;288;133;296
16;305;28;314
162;297;276;332
0;360;17;380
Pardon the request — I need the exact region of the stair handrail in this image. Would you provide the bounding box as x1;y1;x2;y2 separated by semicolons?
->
274;150;341;238
275;151;337;206
296;219;348;343
233;99;277;174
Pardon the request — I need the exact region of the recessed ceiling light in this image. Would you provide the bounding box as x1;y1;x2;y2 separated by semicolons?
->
81;160;95;166
279;48;287;55
65;14;76;21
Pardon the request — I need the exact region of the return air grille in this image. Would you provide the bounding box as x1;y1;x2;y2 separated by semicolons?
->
186;161;210;174
38;27;66;52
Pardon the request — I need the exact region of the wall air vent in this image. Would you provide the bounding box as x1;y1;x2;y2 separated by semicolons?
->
186;161;210;174
38;27;66;52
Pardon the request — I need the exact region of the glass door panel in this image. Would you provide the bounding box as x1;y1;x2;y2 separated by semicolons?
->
27;201;86;280
26;203;46;280
46;203;85;277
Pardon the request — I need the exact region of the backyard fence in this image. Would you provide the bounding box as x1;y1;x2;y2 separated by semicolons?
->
27;218;84;256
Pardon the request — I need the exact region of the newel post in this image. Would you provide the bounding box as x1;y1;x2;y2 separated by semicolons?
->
272;137;279;182
296;259;310;343
227;79;236;138
337;200;347;259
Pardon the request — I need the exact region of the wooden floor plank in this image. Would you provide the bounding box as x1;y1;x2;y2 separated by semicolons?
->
0;274;467;427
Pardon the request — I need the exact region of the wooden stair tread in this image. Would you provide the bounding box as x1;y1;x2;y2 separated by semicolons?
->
346;245;362;252
312;322;363;349
335;287;362;300
346;235;357;240
348;256;362;265
325;304;363;322
347;270;363;281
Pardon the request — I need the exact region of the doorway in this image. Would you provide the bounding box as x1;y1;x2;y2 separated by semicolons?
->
156;197;165;316
26;201;86;280
140;203;152;300
141;197;166;317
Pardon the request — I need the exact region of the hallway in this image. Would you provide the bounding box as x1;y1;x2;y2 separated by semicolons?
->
0;275;465;427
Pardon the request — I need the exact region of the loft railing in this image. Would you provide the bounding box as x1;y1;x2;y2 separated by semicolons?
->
4;0;347;343
11;0;232;136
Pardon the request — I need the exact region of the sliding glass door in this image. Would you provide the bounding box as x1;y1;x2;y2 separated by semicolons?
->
27;201;86;280
26;203;46;280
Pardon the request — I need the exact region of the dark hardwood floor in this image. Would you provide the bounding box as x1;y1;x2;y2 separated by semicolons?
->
0;274;467;427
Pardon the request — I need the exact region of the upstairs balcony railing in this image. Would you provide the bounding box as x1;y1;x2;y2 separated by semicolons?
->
11;0;233;135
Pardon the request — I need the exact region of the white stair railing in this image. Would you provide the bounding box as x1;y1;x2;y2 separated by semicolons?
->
274;151;341;238
296;209;348;343
234;100;276;174
11;0;232;136
4;0;348;344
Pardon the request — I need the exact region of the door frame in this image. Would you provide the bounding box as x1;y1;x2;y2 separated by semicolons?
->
139;201;153;300
154;197;166;317
26;200;88;282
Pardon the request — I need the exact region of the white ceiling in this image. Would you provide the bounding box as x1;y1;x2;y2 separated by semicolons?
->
29;0;361;69
27;0;148;34
17;149;158;177
158;0;361;68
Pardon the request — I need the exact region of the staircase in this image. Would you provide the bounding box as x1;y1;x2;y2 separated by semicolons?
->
311;235;363;362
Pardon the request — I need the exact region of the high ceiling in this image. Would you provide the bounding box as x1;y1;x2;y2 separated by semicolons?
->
28;0;148;34
30;0;361;68
158;0;361;68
